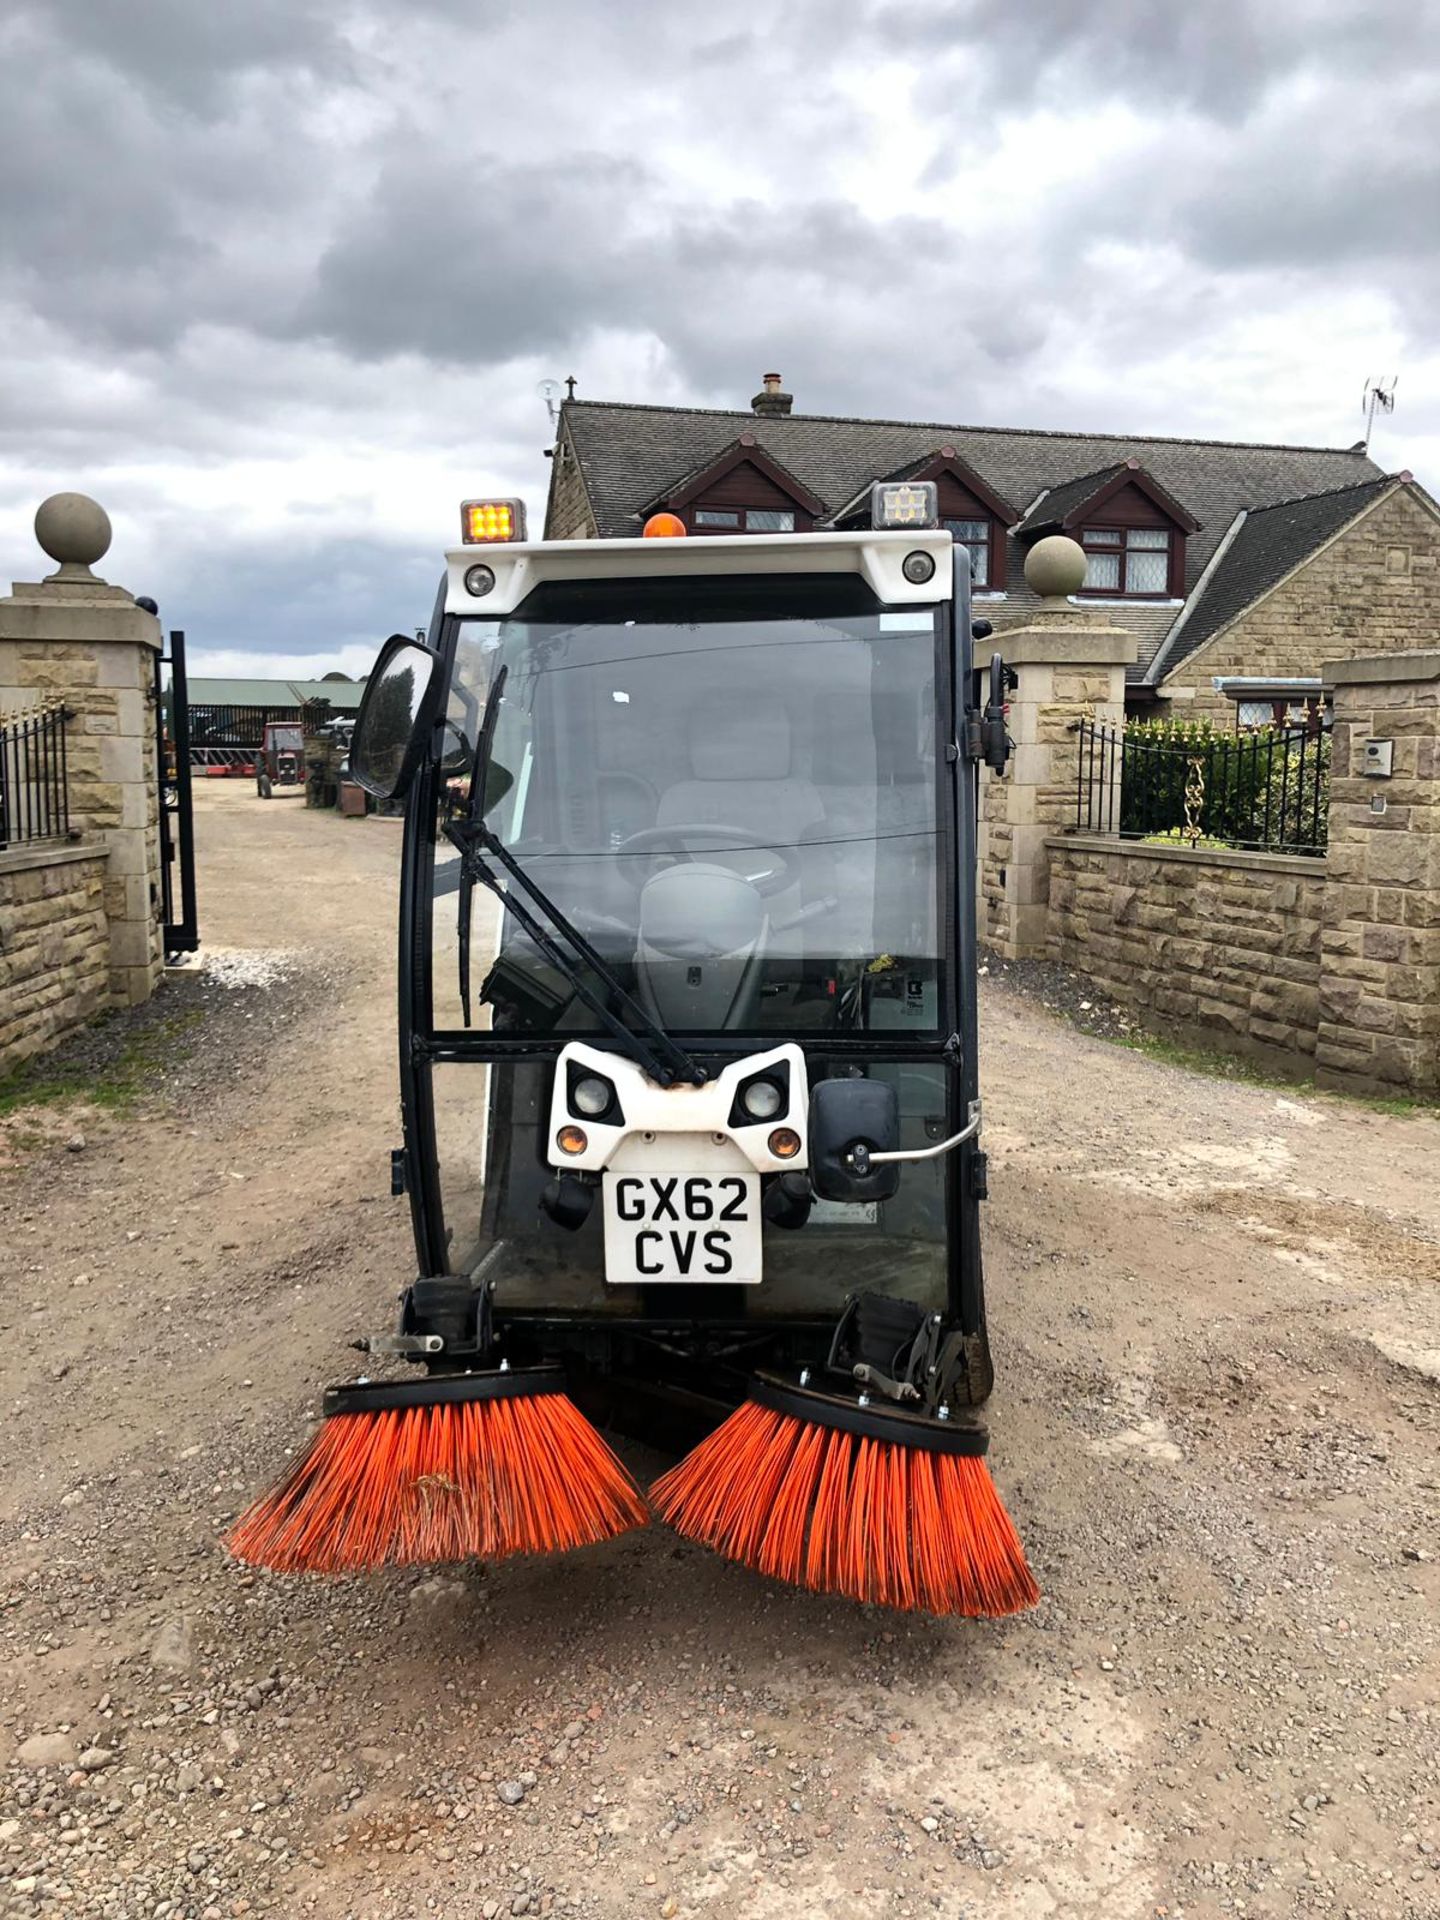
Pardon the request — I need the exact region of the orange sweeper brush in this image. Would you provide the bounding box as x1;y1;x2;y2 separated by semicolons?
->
227;1369;648;1574
652;1374;1038;1618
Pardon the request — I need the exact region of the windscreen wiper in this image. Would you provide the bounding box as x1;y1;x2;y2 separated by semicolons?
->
446;665;705;1088
446;818;706;1088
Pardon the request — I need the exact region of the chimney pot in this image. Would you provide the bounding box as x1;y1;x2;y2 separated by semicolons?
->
752;372;793;419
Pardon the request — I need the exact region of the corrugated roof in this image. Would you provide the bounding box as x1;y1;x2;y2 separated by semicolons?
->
559;400;1383;672
289;679;366;708
185;677;365;709
1147;477;1396;682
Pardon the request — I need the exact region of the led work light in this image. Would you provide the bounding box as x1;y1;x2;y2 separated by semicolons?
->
461;498;527;544
870;481;939;530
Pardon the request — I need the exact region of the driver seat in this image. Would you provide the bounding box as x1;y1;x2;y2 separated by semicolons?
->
654;698;824;945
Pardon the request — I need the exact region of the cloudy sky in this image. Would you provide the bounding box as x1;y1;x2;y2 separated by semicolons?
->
2;0;1436;678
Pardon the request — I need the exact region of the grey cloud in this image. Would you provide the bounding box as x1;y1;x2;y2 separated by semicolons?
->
883;0;1437;123
294;138;1059;415
2;0;1437;672
294;150;656;364
1173;101;1440;279
0;14;346;353
29;0;349;104
138;529;442;657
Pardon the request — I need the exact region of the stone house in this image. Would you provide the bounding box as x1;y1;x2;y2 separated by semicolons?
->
544;377;1440;722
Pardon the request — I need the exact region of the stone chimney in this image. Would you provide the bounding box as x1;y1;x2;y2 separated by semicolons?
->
751;372;793;419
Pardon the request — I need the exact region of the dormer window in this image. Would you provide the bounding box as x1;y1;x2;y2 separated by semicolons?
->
1080;525;1170;596
693;507;795;533
1015;460;1197;601
643;435;822;541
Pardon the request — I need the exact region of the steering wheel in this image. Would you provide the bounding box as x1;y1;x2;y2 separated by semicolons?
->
612;824;799;897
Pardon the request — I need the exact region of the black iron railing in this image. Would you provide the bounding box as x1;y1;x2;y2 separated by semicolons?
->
1075;719;1329;855
182;701;304;750
0;702;71;850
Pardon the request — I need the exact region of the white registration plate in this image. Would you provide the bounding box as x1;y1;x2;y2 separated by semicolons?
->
602;1172;762;1285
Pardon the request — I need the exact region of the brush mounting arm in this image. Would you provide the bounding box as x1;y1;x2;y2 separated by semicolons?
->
353;1333;444;1357
845;1102;980;1176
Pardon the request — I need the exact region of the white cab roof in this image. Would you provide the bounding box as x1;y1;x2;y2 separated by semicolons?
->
443;529;955;617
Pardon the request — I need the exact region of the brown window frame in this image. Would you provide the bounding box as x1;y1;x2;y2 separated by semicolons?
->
943;517;995;589
1076;524;1176;600
688;505;800;535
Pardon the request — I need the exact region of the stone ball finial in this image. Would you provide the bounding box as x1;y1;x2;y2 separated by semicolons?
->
1024;534;1087;601
35;492;112;578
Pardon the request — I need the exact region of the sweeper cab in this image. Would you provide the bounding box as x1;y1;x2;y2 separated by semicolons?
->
229;484;1037;1616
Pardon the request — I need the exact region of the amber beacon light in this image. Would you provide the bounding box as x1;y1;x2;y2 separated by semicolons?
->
461;498;527;544
642;512;688;538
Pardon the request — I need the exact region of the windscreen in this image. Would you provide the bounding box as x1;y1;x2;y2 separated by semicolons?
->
432;575;946;1040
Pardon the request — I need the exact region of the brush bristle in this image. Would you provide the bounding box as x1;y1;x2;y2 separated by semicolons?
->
652;1401;1039;1617
226;1392;648;1573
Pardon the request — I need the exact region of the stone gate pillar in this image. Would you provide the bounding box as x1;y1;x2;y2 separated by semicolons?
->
0;494;164;1006
977;537;1137;958
1316;650;1440;1096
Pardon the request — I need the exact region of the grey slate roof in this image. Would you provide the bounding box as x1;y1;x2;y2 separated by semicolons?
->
558;400;1384;675
1012;464;1128;535
1146;477;1396;683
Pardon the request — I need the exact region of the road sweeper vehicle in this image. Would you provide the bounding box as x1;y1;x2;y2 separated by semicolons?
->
230;484;1037;1617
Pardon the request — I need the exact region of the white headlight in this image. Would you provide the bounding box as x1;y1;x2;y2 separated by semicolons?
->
741;1078;784;1120
572;1075;613;1117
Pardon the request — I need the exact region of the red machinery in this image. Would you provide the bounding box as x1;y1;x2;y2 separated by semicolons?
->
256;722;305;797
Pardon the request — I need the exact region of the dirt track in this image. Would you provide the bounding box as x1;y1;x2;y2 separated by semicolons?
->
1;781;1438;1920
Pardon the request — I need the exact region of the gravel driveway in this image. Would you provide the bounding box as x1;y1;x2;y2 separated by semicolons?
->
1;781;1437;1919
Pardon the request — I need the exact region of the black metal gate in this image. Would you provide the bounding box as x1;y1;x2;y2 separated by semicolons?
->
154;628;199;956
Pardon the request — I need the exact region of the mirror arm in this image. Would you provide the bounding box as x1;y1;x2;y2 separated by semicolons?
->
847;1100;981;1175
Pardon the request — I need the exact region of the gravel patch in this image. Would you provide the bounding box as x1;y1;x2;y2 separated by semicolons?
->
979;946;1140;1043
3;787;1438;1918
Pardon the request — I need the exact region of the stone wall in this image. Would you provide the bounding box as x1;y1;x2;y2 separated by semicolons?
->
1315;652;1440;1094
0;556;163;1008
1163;486;1440;725
1037;651;1440;1098
0;844;110;1074
1046;837;1327;1069
978;618;1134;958
542;428;599;540
5;624;162;1003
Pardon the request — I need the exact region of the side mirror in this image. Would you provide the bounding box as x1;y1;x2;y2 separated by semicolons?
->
808;1078;900;1203
979;650;1012;774
351;635;443;799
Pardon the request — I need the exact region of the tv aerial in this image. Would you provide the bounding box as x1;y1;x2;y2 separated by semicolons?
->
538;378;562;424
1361;375;1397;451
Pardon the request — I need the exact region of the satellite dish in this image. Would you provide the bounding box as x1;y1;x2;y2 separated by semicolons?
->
538;378;562;423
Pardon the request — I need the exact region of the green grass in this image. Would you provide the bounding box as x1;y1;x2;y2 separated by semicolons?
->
1104;1025;1440;1117
1108;1029;1297;1089
0;1007;203;1120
